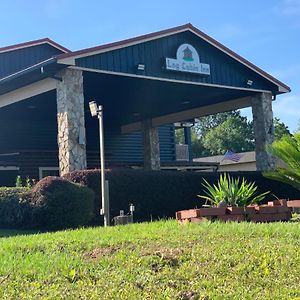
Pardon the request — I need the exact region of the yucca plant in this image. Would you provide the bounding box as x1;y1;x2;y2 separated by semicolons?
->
198;173;269;207
264;133;300;190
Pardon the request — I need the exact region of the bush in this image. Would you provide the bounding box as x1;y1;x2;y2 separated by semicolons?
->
65;169;300;223
0;187;31;228
30;177;95;230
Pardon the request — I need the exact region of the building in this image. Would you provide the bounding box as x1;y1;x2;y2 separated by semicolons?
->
0;24;290;185
194;151;257;172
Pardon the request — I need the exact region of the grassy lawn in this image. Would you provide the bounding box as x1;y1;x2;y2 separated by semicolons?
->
0;220;299;299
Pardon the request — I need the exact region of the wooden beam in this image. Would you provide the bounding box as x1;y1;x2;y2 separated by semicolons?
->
121;96;252;133
0;78;56;108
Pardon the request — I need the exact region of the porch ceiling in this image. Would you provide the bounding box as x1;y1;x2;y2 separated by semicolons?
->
83;71;257;128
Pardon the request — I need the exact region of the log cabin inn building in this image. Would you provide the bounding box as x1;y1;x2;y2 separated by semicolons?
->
0;23;290;186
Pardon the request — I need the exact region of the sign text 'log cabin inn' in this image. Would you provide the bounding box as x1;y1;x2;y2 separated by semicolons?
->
165;43;210;75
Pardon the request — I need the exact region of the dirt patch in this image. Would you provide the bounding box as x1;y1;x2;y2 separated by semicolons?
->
83;246;118;260
141;247;185;271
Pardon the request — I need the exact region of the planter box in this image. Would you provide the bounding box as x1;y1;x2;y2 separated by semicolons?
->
256;205;278;214
218;214;245;222
198;207;226;216
249;212;291;223
226;207;245;215
176;209;201;220
276;206;291;213
268;199;287;207
287;200;300;208
245;206;257;215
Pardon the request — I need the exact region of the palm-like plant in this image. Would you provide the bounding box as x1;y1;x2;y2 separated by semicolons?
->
264;132;300;190
198;173;269;207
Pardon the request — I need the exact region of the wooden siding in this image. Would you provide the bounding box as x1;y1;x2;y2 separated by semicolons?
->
76;31;278;93
0;44;64;79
0;90;176;182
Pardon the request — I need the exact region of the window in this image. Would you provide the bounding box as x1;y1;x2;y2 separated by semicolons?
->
39;167;59;180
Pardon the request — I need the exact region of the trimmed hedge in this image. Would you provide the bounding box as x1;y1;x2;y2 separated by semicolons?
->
65;169;300;223
0;177;95;230
30;177;95;230
0;187;31;228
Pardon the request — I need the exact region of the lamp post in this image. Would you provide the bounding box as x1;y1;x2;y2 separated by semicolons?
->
89;101;110;227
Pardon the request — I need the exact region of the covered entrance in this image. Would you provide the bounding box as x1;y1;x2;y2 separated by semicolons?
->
0;23;290;180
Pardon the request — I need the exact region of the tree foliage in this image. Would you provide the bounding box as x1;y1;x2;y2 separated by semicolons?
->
264;132;300;190
175;112;292;158
191;111;254;157
274;117;291;140
202;115;254;155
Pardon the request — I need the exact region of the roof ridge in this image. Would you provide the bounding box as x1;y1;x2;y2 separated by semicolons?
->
57;23;192;59
0;38;70;54
57;23;290;93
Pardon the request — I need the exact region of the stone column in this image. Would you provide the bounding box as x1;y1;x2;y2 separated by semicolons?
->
251;92;275;171
56;68;87;175
184;127;193;162
142;119;160;170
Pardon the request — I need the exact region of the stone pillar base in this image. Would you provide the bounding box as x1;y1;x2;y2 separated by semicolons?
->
251;92;275;171
142;119;160;170
56;68;87;175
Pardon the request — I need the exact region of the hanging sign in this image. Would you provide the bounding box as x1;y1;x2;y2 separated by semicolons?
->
165;44;210;75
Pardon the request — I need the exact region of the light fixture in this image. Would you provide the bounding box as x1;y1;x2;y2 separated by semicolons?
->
137;63;145;71
181;100;190;105
89;101;98;117
174;121;194;128
89;100;110;227
246;79;253;86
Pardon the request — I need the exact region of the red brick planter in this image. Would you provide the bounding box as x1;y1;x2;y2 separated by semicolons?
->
176;200;294;224
199;207;227;216
218;214;245;222
256;205;278;214
287;200;300;208
226;207;245;215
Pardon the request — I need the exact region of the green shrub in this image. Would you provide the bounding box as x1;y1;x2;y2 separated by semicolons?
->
0;187;31;228
198;173;269;207
30;177;95;230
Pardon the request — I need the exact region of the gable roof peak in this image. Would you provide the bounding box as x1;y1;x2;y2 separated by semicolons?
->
56;23;290;93
0;37;70;54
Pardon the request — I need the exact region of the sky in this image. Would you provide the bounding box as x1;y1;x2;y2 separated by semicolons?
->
1;0;299;132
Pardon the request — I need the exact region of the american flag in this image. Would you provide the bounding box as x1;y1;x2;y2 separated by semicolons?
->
222;150;243;162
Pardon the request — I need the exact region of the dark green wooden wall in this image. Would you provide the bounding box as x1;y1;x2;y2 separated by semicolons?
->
75;31;278;93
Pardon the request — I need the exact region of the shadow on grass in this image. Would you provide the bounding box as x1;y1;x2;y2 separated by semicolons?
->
0;229;39;238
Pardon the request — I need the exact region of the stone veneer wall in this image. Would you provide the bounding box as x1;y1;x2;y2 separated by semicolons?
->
251;92;275;171
142;119;161;170
56;68;87;175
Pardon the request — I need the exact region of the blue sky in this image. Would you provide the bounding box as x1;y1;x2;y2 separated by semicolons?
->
1;0;299;132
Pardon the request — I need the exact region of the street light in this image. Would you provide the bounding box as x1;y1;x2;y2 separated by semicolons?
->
89;101;110;227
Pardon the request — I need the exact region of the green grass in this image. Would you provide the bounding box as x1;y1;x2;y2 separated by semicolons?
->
0;220;299;299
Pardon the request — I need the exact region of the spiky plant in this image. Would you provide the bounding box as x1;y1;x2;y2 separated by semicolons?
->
264;132;300;190
198;173;269;207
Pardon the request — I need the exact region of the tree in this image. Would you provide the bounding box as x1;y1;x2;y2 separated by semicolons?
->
201;115;254;155
274;117;291;140
191;111;244;157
